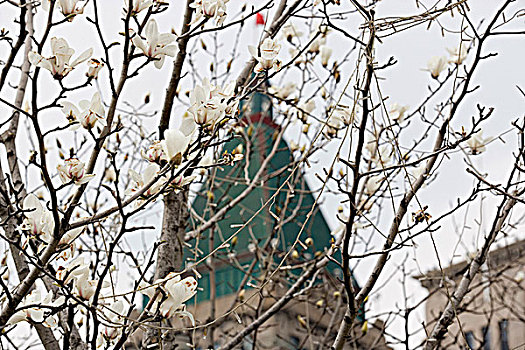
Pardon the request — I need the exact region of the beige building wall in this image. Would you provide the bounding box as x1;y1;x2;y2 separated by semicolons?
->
125;283;392;349
187;287;392;349
418;240;525;349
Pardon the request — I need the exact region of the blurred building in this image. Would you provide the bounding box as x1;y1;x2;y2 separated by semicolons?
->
182;85;391;349
127;83;392;349
417;240;525;349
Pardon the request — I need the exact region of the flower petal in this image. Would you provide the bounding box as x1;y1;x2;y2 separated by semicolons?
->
71;48;93;67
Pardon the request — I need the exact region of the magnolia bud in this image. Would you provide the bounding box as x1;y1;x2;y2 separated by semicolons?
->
302;124;310;134
361;320;368;335
297;315;307;328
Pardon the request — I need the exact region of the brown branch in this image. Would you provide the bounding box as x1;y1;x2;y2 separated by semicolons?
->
157;0;194;139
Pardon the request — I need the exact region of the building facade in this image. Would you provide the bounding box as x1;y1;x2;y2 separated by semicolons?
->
183;86;390;349
417;240;525;349
127;83;392;349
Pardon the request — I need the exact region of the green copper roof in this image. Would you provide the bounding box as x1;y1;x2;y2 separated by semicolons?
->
186;85;363;322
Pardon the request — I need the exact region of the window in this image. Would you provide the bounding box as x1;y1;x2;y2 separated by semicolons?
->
499;319;509;350
288;336;305;350
465;331;476;349
482;326;491;350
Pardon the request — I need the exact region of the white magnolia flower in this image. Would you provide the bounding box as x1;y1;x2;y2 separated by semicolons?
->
59;227;84;247
190;87;224;125
56;242;76;262
249;38;281;72
411;162;428;180
180;112;197;136
61;92;106;129
281;23;303;42
289;48;305;65
290;141;300;152
28;38;92;79
57;158;95;186
330;222;345;238
325;106;352;137
42;0;86;20
142;140;165;163
187;78;237;126
18;194;83;247
217;82;238;117
426;56;447;79
56;257;108;301
18;194;54;239
131;19;177;69
466;130;491;155
190;0;229;26
86;58;104;79
7;289;64;326
198;154;213;175
307;33;326;54
170;175;196;190
291;100;315;123
126;164;167;205
369;144;392;167
58;0;86;20
76;279;100;301
96;300;129;348
140;272;197;321
320;45;332;67
389;103;409;123
41;0;52;10
161;129;192;162
56;257;89;284
364;134;378;155
269;82;296;100
447;45;468;65
199;154;213;168
126;0;154;15
335;106;354;125
364;175;383;195
104;167;117;182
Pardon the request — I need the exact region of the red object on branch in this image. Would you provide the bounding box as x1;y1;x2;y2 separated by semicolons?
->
256;13;265;25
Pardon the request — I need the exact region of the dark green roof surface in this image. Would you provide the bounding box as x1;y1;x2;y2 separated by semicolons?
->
186;87;363;321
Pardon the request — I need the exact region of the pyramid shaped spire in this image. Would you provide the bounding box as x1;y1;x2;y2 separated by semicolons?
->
187;83;350;305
